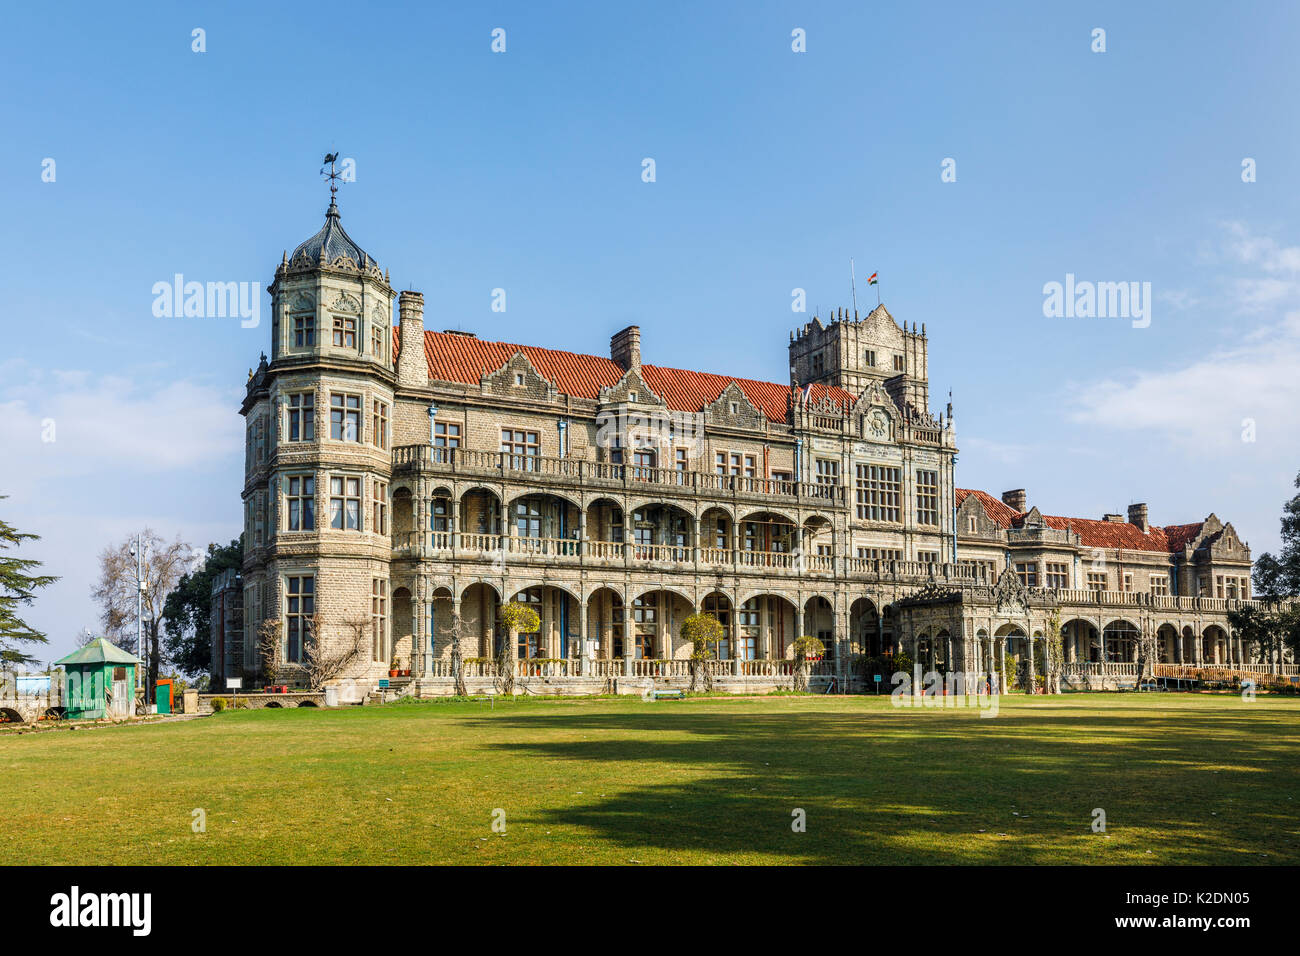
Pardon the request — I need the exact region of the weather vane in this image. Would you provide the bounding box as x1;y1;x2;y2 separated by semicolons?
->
320;151;342;203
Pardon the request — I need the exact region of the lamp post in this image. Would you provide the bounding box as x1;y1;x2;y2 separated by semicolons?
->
427;402;438;448
129;534;144;700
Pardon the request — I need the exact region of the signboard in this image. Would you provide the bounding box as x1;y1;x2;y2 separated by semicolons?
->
873;674;882;683
226;677;242;690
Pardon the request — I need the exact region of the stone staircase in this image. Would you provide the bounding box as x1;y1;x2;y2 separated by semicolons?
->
363;676;412;705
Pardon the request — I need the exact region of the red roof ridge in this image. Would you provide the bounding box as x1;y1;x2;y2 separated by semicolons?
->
957;487;1206;554
405;328;858;423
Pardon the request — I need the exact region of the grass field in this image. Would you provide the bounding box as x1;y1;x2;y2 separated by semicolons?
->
2;693;1298;865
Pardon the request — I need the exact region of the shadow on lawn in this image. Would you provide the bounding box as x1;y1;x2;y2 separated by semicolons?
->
462;703;1300;865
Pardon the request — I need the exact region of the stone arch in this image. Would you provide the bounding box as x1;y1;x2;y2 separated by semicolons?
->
265;700;283;709
458;486;504;538
1155;622;1180;663
803;595;836;660
736;592;798;660
0;707;23;724
1202;623;1229;665
390;586;412;668
584;585;625;659
506;487;582;511
460;581;502;658
297;700;318;707
392;487;414;543
1061;617;1099;663
852;598;883;658
1102;619;1141;664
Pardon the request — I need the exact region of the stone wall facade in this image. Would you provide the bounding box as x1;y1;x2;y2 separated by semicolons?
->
219;203;1293;696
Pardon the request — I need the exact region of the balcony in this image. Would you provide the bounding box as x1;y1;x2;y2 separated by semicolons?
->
392;445;847;507
391;529;986;586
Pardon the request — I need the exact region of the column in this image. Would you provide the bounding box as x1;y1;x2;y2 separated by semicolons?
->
732;597;742;676
623;600;634;677
451;496;460;541
996;640;1006;693
414;592;427;676
577;598;588;676
450;598;461;670
794;605;804;642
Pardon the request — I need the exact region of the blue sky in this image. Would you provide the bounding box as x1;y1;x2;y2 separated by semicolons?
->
4;1;1300;661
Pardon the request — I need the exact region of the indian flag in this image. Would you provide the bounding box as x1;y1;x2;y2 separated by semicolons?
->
866;272;878;286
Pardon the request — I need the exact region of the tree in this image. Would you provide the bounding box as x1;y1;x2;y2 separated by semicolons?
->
257;619;283;686
791;634;826;693
1045;612;1066;693
498;601;539;695
1236;472;1300;666
303;612;368;691
92;530;195;692
680;612;724;692
0;501;58;667
447;611;470;697
161;539;242;678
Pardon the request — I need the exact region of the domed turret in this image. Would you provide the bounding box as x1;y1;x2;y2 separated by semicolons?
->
283;200;383;280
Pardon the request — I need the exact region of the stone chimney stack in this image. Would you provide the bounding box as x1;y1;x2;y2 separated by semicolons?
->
1128;502;1149;532
611;325;641;370
397;290;426;387
1001;489;1027;513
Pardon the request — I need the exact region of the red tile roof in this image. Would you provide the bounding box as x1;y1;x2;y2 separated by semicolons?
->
955;488;1021;528
956;488;1205;554
397;329;856;423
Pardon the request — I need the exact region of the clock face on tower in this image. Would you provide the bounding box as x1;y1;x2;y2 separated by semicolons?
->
868;409;890;440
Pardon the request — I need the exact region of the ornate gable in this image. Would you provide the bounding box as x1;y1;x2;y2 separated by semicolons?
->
852;381;898;442
597;366;664;407
480;350;557;400
705;382;765;428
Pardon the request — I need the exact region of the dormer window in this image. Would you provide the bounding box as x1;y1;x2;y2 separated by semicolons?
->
729;402;739;415
515;373;525;386
628;391;638;402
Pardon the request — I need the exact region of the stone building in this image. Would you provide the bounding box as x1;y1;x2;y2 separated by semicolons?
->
225;201;1293;697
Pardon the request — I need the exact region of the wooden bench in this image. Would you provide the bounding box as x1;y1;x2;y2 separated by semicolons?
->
1138;681;1159;692
1115;679;1138;692
652;689;685;700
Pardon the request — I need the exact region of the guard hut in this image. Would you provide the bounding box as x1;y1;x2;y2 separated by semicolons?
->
54;639;141;719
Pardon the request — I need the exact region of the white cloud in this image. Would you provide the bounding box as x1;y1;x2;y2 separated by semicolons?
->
1069;222;1300;456
0;362;242;482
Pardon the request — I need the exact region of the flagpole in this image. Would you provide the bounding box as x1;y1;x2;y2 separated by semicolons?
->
850;258;858;315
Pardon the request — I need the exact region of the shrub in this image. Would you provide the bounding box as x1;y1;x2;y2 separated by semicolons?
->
499;601;541;635
210;697;229;712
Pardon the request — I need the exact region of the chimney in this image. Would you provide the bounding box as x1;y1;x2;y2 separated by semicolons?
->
1103;513;1124;523
397;290;426;387
1127;502;1149;532
1001;489;1027;513
611;325;641;370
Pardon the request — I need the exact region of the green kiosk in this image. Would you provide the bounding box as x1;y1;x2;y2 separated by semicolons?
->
54;638;141;719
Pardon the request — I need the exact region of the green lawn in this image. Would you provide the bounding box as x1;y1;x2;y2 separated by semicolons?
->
2;693;1298;865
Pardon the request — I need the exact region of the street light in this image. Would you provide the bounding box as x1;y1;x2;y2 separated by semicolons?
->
129;534;143;699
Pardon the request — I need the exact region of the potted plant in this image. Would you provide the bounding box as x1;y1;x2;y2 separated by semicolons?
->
389;658;401;679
